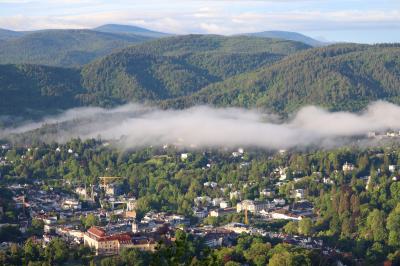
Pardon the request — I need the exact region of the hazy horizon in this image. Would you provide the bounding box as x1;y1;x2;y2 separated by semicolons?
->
0;0;399;44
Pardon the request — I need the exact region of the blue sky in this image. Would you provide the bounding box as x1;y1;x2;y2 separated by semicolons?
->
0;0;399;43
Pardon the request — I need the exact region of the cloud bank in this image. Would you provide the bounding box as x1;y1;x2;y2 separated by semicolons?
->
1;101;400;150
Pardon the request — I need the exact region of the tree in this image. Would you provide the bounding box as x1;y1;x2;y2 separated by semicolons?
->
24;239;42;262
44;238;69;265
387;203;400;247
298;218;313;236
284;221;298;235
269;251;294;266
82;214;99;229
27;219;44;236
365;209;387;242
244;242;271;266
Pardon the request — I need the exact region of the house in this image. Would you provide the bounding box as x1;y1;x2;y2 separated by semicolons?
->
203;229;236;248
389;165;397;173
229;191;241;200
219;201;229;209
232;152;241;158
194;196;211;206
193;209;208;219
212;198;224;207
236;200;273;214
273;198;286;206
62;199;81;210
105;184;123;197
204;182;218;188
223;223;250;234
75;187;88;197
294;189;305;199
260;189;275;198
181;153;189;161
209;207;236;217
278;167;288;181
323;177;334;184
343;162;355;172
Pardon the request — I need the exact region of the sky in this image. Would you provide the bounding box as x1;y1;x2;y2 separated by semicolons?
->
0;0;399;43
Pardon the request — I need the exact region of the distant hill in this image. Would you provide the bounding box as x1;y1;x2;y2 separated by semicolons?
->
94;24;170;38
0;28;26;41
162;43;400;113
0;29;152;67
243;31;325;47
79;35;310;105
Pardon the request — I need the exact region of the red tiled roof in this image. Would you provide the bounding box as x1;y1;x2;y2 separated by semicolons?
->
98;233;132;243
87;227;106;238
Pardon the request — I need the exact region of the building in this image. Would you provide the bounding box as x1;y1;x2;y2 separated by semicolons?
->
209;207;236;217
223;223;250;234
62;199;81;210
103;183;124;197
236;200;273;214
260;189;275;198
75;187;88;197
343;162;355;172
219;201;229;209
193;209;208;219
269;209;304;221
389;165;397;173
294;189;305;199
84;227;156;255
229;191;241;200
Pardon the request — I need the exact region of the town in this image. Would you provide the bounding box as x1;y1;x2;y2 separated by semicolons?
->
1;138;400;265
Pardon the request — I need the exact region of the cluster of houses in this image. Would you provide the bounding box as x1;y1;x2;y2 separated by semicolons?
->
2;144;400;261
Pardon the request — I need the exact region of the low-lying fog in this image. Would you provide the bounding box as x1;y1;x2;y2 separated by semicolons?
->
1;101;400;150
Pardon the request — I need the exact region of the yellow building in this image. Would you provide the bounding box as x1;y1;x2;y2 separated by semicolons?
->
84;227;156;255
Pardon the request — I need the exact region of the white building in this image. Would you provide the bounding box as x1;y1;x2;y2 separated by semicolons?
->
260;189;275;197
62;199;82;210
270;209;303;221
223;223;250;234
212;198;224;207
294;189;305;199
219;201;229;209
273;198;286;206
75;187;88;197
343;162;355;172
204;182;218;188
229;191;242;200
389;165;397;173
236;200;273;214
193;209;208;219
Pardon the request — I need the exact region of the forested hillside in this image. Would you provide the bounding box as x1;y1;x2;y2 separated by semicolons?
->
162;43;400;113
79;35;309;105
0;64;83;123
0;29;152;67
0;36;400;124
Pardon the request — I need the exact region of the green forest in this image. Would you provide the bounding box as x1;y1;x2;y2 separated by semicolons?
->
0;34;399;126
